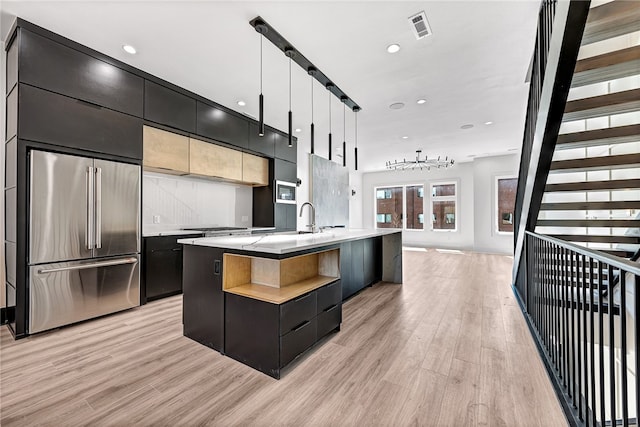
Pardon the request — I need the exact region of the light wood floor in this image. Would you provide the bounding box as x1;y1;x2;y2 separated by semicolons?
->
0;249;567;426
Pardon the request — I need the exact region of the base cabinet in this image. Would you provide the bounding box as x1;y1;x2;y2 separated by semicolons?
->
143;234;202;302
225;279;341;379
182;245;225;352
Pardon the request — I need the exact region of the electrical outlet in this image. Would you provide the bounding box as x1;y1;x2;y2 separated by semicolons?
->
241;216;249;222
153;215;160;224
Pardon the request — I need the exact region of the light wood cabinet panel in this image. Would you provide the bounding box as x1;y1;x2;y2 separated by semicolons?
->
189;137;243;181
242;153;269;186
143;126;189;174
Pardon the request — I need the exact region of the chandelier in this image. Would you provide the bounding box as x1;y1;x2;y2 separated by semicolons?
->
386;150;454;171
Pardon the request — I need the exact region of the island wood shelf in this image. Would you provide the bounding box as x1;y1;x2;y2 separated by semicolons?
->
222;249;340;304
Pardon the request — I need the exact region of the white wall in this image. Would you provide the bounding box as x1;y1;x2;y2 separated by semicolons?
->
362;154;520;254
472;155;519;254
142;172;253;232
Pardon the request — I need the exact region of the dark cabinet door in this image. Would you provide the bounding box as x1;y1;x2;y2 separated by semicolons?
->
363;237;382;286
352;239;365;292
196;101;249;149
275;159;296;183
20;29;143;117
275;204;296;231
340;241;353;300
19;84;142;159
274;132;297;163
182;245;225;352
225;293;280;377
144;80;196;133
249;123;275;157
145;246;182;300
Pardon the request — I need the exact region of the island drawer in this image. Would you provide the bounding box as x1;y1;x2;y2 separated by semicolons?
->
317;303;341;339
280;317;317;367
280;291;317;335
316;280;341;314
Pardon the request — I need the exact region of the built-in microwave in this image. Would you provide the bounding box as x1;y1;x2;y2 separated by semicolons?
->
275;180;296;204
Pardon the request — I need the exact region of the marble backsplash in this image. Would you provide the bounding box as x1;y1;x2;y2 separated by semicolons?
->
143;172;253;230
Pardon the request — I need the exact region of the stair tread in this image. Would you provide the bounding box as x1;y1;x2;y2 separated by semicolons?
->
556;124;640;149
563;88;640;122
582;1;640;45
540;201;640;210
572;45;640;87
537;219;640;227
545;178;640;192
550;153;640;171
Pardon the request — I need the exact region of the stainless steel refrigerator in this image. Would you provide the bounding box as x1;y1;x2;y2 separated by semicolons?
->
29;150;141;334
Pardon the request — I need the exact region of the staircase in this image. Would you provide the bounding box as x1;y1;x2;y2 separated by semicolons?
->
535;0;640;260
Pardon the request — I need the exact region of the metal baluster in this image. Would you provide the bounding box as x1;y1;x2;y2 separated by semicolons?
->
589;256;596;427
609;263;616;427
598;261;606;426
620;269;628;427
564;246;570;390
582;254;588;425
554;243;559;370
577;253;583;419
545;240;550;351
571;250;576;405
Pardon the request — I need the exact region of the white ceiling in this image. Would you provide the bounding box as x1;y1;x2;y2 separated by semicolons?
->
0;1;539;172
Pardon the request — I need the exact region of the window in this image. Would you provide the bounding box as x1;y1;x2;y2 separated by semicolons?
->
496;177;517;233
405;185;424;230
374;184;425;230
375;186;403;228
431;182;457;231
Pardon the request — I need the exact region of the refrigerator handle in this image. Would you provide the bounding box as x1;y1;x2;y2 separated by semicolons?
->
95;167;102;249
37;257;138;274
86;166;95;250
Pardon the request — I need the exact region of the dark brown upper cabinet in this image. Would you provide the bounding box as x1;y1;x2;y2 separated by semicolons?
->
274;131;297;163
144;80;196;133
19;84;143;160
196;101;249;149
249;123;276;157
19;29;144;117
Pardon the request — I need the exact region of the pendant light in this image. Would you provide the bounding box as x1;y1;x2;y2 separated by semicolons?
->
341;97;347;167
354;107;360;171
327;83;333;160
285;48;294;147
255;21;267;137
308;67;317;154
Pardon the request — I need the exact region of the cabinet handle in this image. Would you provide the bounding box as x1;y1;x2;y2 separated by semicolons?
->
294;292;311;302
292;320;310;332
323;304;337;313
77;99;103;109
171;247;182;252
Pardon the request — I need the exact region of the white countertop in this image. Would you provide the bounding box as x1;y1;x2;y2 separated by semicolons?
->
177;229;401;254
143;227;276;238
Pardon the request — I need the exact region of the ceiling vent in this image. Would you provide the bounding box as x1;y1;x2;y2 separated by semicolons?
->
408;11;432;40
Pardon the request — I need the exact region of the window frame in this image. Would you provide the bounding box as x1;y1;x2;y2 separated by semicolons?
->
430;180;458;232
495;175;517;235
373;183;425;231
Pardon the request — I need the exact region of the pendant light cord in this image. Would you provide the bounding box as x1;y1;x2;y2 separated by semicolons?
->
355;111;358;148
260;35;263;94
289;57;291;110
328;90;331;131
311;76;314;121
343;103;346;141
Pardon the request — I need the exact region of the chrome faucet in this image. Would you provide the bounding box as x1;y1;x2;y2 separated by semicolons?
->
299;202;318;233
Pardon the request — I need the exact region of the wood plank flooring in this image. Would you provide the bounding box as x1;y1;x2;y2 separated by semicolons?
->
0;249;567;426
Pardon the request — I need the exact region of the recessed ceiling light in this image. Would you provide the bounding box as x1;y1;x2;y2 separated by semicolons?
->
389;102;405;110
484;121;493;125
237;100;246;107
402;136;409;139
386;44;401;54
461;124;474;130
416;99;427;105
295;128;302;133
122;45;137;55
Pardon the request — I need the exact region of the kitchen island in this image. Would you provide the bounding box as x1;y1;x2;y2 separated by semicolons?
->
178;229;402;378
